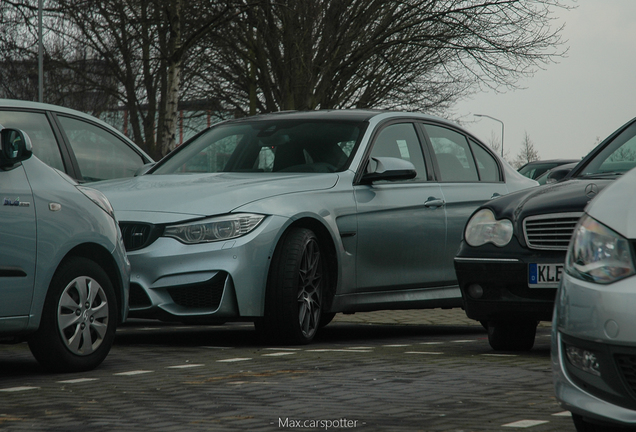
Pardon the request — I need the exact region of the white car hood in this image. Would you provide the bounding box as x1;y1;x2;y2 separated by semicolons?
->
93;172;339;223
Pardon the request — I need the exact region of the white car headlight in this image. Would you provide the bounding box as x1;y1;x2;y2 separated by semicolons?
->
464;208;513;247
566;214;635;284
163;213;265;244
77;186;116;220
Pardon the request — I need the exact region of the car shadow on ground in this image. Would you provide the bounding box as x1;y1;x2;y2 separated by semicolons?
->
112;319;487;348
111;319;552;358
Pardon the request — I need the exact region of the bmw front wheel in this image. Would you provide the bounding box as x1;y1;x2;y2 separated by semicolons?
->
257;227;325;344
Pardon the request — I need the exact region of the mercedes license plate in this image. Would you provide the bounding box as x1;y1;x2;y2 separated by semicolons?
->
528;263;563;288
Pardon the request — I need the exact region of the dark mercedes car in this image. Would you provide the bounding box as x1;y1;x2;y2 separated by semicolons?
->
454;116;636;351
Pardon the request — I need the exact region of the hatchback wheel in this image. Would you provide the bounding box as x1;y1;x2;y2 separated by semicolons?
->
487;320;537;351
257;227;325;344
28;257;117;372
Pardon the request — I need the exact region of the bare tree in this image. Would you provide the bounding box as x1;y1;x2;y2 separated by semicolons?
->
2;0;240;158
513;131;540;168
197;0;569;116
0;1;117;111
485;130;512;164
2;0;569;158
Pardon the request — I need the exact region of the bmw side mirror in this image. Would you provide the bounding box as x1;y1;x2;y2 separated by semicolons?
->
361;157;417;184
0;128;33;169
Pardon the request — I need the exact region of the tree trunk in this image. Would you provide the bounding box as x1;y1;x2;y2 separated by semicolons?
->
158;0;182;157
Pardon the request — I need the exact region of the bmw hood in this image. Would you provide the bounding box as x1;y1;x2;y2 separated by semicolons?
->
484;177;615;224
93;172;339;223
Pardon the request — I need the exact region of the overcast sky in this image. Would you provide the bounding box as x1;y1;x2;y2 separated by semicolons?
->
452;0;636;163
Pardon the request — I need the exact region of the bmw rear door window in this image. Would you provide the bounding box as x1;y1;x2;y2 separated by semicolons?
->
469;139;501;182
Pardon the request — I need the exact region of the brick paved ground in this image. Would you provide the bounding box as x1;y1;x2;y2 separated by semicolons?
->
333;307;553;328
0;308;571;432
333;307;479;326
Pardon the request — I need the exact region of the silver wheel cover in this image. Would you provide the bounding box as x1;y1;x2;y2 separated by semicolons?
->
57;276;109;356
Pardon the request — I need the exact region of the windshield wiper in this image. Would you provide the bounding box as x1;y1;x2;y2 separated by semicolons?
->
578;171;625;179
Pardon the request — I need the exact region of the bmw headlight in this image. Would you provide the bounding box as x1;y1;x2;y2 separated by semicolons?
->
464;208;513;247
164;213;265;244
566;214;635;284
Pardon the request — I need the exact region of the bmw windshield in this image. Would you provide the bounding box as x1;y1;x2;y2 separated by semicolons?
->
153;120;365;175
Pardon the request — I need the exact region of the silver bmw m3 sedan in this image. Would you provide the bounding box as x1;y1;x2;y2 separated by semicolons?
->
93;110;537;344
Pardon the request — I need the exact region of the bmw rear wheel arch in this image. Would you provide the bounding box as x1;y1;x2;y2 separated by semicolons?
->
257;227;328;344
28;257;118;372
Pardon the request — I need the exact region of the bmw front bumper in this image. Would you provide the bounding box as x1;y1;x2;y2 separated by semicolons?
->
125;215;288;321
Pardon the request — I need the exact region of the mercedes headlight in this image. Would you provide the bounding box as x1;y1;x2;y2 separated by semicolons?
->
163;213;265;244
464;208;513;247
566;214;634;284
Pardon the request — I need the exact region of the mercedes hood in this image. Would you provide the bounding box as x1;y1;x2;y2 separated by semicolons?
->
483;177;615;225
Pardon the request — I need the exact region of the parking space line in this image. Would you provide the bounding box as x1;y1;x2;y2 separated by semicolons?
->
481;354;518;357
166;364;204;369
451;340;476;343
262;352;296;357
502;420;549;428
419;342;444;345
114;370;154;376
263;347;301;351
217;358;252;362
307;349;373;353
0;387;39;392
57;378;99;384
405;351;443;355
383;344;410;347
552;411;571;417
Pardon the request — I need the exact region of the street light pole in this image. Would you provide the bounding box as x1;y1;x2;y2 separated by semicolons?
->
474;114;504;158
38;0;43;102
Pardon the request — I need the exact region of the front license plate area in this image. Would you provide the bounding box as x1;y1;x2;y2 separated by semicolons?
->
528;263;563;288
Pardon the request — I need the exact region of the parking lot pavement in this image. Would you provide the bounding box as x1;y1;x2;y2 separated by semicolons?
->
0;308;572;432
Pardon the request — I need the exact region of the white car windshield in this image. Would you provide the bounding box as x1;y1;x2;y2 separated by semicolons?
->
579;121;636;177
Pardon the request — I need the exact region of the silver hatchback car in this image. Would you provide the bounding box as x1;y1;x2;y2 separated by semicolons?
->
553;167;636;431
94;110;536;344
0;127;130;372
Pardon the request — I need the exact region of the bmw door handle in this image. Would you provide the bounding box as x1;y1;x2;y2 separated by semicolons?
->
491;192;502;199
424;197;445;208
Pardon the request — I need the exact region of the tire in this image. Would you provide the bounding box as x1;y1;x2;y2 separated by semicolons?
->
257;227;326;345
319;312;336;328
28;257;118;372
486;320;537;351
